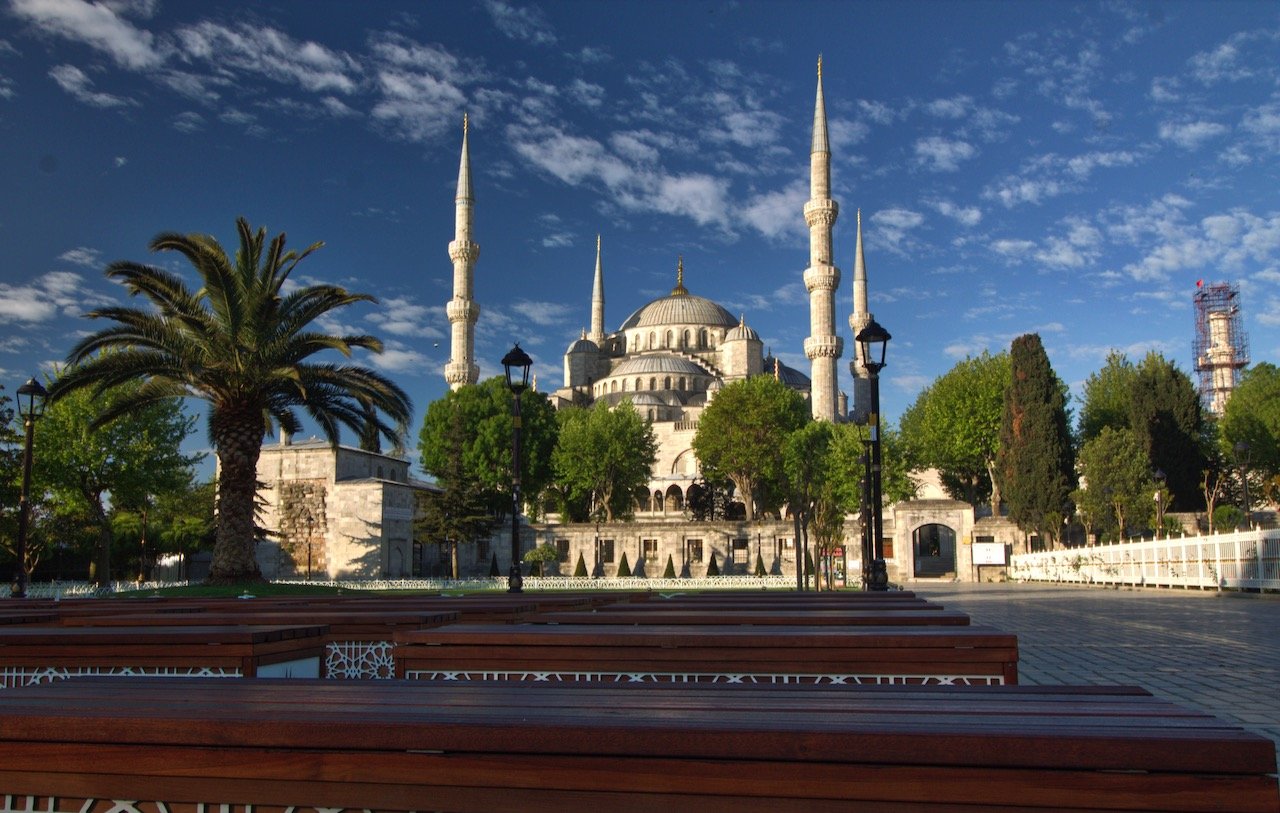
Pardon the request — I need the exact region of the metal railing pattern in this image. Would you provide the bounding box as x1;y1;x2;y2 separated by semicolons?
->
1009;528;1280;591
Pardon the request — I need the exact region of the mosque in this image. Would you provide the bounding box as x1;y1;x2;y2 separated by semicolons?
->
444;59;878;516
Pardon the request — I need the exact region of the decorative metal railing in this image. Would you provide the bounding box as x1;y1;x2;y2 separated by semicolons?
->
1009;528;1280;591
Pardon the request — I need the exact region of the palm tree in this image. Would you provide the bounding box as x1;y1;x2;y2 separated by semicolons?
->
50;217;412;584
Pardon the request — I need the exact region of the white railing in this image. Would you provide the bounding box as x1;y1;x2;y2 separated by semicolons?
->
1009;528;1280;591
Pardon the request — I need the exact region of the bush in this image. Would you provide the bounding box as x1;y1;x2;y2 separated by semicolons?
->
662;554;676;578
706;552;720;577
754;552;766;577
489;552;500;577
1213;504;1246;531
617;552;632;577
573;552;588;577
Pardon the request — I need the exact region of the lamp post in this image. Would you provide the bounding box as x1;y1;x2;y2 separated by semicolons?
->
854;319;891;591
1233;441;1251;529
14;377;48;599
859;448;872;589
1152;469;1166;540
502;344;533;593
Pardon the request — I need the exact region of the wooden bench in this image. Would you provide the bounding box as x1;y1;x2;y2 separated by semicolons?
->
0;677;1273;812
0;624;327;688
527;607;972;626
395;622;1019;685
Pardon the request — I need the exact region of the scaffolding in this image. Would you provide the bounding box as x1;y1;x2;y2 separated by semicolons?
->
1193;281;1248;416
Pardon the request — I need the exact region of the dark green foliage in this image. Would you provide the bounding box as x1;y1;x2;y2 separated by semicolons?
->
522;542;558;577
1220;362;1280;479
1079;351;1135;443
706;552;720;577
662;554;676;578
573;552;588;577
754;552;766;577
998;334;1075;546
1213;504;1246;531
1075;427;1154;541
489;552;500;577
415;409;494;579
1129;353;1206;511
552;399;657;522
804;548;815;575
617;551;632;577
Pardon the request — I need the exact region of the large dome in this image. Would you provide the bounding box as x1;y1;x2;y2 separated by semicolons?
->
620;293;737;330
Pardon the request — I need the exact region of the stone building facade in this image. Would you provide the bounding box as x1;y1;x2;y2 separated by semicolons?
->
254;438;437;580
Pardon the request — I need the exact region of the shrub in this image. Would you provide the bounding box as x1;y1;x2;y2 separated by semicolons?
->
617;552;632;578
573;552;588;577
706;552;720;577
754;552;766;577
489;552;500;577
662;554;676;578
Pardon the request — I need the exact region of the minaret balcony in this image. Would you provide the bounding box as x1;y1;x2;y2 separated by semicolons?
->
803;264;841;292
446;298;479;323
448;239;479;263
804;335;844;359
803;199;838;227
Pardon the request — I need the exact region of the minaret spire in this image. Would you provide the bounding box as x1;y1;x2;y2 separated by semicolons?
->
672;256;688;295
803;56;842;421
444;114;480;390
849;209;874;422
589;234;605;345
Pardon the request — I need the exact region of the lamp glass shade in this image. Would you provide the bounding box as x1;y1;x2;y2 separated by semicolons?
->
855;319;892;370
16;377;47;420
502;344;533;393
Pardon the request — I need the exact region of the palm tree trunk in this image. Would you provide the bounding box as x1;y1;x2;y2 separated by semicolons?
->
210;411;266;584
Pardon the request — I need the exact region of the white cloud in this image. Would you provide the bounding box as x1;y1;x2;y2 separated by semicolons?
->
512;301;574;327
0;270;110;323
913;136;975;172
367;340;430;374
367;296;442;338
990;238;1036;259
568;78;604;108
11;0;167;70
857;99;895;125
924;95;971;118
1158;120;1229;149
928;199;982;227
871;207;924;253
741;180;808;241
48;63;134;107
58;247;101;267
172;110;204;132
174;21;360;94
482;0;557;46
829;117;869;150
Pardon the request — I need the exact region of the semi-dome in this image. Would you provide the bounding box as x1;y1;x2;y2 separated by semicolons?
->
725;315;760;342
612;354;711;377
567;332;598;354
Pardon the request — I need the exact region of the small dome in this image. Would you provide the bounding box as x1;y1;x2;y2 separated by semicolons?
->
625;393;667;407
725;315;760;342
568;337;598;354
764;357;812;390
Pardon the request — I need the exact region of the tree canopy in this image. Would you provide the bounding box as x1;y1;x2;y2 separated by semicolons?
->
552;399;657;522
49;218;412;584
1219;362;1280;481
1129;352;1206;511
1075;426;1155;542
418;377;558;519
899;351;1009;509
692;376;809;521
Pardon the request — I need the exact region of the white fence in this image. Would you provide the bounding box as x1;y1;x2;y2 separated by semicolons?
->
1009;528;1280;591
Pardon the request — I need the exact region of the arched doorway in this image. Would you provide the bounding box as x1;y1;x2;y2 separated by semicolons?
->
912;524;956;577
664;485;684;513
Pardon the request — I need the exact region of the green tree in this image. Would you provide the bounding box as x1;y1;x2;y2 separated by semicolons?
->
784;420;831;591
1128;352;1206;511
523;542;558;577
998;334;1075;548
418;377;558;520
49;218;411;584
553;399;657;522
693;376;808;521
415;409;495;579
898;352;1009;510
1076;427;1154;541
1219;362;1280;480
34;378;201;585
1078;351;1135;443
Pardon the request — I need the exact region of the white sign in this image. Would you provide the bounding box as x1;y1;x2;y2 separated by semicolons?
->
972;542;1007;566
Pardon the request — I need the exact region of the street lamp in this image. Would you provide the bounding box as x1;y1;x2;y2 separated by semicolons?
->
855;319;891;591
1233;441;1251;529
14;377;48;599
502;344;533;593
1153;469;1166;540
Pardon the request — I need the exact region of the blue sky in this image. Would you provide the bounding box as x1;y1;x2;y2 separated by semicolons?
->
2;0;1278;468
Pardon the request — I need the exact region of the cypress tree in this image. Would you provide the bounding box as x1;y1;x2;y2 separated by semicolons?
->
662;554;676;578
617;552;632;578
706;552;720;577
573;552;588;577
1128;352;1206;511
754;552;767;577
998;334;1075;547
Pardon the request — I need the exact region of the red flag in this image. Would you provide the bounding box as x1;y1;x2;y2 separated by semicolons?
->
1196;279;1203;288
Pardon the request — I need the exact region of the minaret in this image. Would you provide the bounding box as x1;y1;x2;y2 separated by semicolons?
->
589;234;605;346
444;114;480;390
848;209;873;423
802;57;843;421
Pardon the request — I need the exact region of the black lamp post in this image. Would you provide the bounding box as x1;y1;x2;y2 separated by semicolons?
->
854;319;891;591
1152;469;1166;539
502;344;533;593
1233;441;1251;529
14;377;48;599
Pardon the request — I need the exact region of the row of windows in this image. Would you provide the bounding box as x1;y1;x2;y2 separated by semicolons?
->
632;328;717;353
596;375;707;396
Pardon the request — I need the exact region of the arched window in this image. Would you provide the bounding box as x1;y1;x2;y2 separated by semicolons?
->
636;378;642;391
664;330;672;348
633;334;641;352
699;329;708;348
648;408;655;421
678;376;686;391
649;331;657;349
682;329;690;348
621;379;628;391
650;377;657;390
611;381;617;393
664;376;671;390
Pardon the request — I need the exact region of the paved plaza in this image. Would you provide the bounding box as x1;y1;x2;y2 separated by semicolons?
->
915;583;1280;770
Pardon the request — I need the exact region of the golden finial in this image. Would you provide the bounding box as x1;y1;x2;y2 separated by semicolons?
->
739;313;746;327
463;112;469;134
671;255;688;296
581;327;587;340
817;55;822;78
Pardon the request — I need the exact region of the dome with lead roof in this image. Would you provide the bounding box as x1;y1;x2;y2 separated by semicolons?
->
618;257;737;330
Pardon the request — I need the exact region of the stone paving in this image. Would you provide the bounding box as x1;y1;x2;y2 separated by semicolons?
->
915;582;1280;771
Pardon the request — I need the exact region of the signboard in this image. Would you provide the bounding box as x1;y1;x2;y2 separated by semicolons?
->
972;541;1007;566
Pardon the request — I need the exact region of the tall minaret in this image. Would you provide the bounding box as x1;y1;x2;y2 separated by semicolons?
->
589;234;605;346
802;57;843;421
444;114;480;390
848;209;873;423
